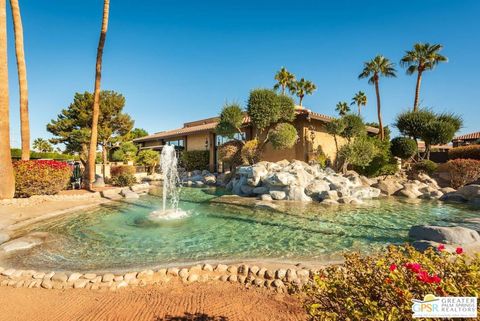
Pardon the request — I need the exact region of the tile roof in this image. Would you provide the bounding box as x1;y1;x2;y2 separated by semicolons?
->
453;132;480;141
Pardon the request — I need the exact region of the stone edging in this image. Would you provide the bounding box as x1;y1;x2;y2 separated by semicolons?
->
0;263;314;293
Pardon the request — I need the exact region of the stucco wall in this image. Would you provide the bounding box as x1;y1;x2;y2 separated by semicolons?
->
187;133;209;151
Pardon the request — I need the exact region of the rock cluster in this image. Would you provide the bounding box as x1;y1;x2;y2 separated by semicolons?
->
440;184;480;207
100;183;150;200
0;263;315;293
180;170;217;188
225;160;381;205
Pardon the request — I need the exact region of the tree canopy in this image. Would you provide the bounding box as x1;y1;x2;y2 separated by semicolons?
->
32;138;54;153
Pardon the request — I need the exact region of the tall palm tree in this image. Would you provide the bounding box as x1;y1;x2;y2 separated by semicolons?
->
0;0;15;199
400;43;447;112
351;91;367;116
273;67;295;95
335;101;350;116
87;0;110;190
290;78;316;106
358;55;397;140
9;0;29;160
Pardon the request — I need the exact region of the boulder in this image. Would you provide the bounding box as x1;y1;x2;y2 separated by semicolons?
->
270;190;286;200
373;179;403;196
411;240;456;253
285;186;312;202
120;189;140;199
100;188;123;199
440;192;467;203
440;187;456;194
319;190;339;201
240;184;255;196
263;172;297;187
259;194;273;201
457;184;480;200
203;174;216;185
0;232;48;253
409;225;480;245
305;180;330;198
92;174;105;188
247;164;268;187
252;186;269;195
351;186;381;199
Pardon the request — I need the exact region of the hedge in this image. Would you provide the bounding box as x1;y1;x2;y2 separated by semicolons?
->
13;160;71;197
11;148;77;161
448;144;480;160
180;150;209;171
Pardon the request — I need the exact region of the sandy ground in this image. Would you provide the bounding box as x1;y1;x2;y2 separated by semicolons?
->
0;281;306;321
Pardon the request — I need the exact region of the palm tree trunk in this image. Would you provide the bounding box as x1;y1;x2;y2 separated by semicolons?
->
87;0;110;190
299;95;303;106
374;78;384;140
281;85;285;95
413;70;423;112
101;144;108;180
357;105;360;116
9;0;29;160
0;0;15;199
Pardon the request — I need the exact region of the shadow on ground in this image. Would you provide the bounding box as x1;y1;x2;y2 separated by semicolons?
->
155;313;228;321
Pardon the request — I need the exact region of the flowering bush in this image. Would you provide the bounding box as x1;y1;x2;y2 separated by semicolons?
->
440;159;480;188
13;160;71;197
448;144;480;160
305;245;480;321
110;165;136;187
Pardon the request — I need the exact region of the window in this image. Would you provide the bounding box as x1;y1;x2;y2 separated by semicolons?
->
216;132;245;146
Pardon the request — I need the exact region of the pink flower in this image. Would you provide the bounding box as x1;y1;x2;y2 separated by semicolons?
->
438;244;445;251
389;264;397;272
456;247;464;255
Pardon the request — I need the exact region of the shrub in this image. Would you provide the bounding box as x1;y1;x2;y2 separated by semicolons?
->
390;137;417;160
356;138;398;177
180;150;209;171
306;245;480;321
448;145;480;160
443;159;480;188
13;160;71;197
111;142;138;162
412;159;437;176
269;123;298;150
241;139;261;165
339;135;376;172
110;165;136;187
340;114;365;142
136;150;159;174
309;146;329;169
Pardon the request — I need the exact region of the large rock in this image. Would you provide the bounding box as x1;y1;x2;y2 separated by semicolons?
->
457;185;480;200
373;179;403;196
351;186;381;199
269;190;286;200
247;164;268;187
395;183;423;199
409;225;480;245
121;189;140;199
263;172;297;187
305;180;330;198
252;186;269;195
203;174;216;185
286;186;312;202
440;192;467;203
0;232;48;253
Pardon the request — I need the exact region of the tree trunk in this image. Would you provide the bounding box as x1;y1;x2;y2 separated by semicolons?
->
281;85;285;95
413;70;423;112
9;0;29;160
0;0;15;199
357;105;360;116
374;78;384;140
87;0;110;190
101;144;108;180
299;95;303;106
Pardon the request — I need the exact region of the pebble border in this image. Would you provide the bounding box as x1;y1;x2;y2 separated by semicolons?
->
0;264;315;293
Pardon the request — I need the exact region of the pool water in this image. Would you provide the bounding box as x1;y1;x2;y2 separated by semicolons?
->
5;187;479;271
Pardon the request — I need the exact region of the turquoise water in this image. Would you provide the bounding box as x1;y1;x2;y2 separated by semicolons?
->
6;187;479;271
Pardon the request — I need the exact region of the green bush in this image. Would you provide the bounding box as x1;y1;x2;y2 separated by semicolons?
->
180;150;209;171
11;148;76;161
111;142;138;162
390;137;417;160
353;137;398;177
412;159;438;176
110;165;136;187
13;160;71;197
442;159;480;188
241;139;261;165
306;245;480;321
339;135;376;172
269;123;298;150
136;150;159;174
448;145;480;160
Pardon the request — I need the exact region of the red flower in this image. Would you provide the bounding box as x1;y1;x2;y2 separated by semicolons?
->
456;247;464;255
438;244;445;251
389;264;397;272
405;262;422;273
417;270;441;284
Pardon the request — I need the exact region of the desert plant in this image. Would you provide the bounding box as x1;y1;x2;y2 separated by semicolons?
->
306;245;480;321
412;159;438;176
443;159;480;188
13;160;71;197
391;137;418;160
180;150;209;171
241;139;261;165
448;145;480;160
269;123;298;150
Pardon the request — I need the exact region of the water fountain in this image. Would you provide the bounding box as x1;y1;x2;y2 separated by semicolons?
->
149;145;189;220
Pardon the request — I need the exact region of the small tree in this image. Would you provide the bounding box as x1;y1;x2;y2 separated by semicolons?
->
390;137;417;160
136;149;158;174
290;78;316;106
340;114;365;142
273;67;295;95
112;141;137;163
32;138;54;153
351;91;367;116
339;135;377;173
269;123;298;150
216;103;244;140
128;128;148;140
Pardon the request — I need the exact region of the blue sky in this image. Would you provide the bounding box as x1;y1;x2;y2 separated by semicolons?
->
6;0;480;147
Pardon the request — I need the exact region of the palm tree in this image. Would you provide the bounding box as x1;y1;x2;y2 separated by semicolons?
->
33;138;53;153
0;0;15;199
358;55;397;140
87;0;110;190
400;43;447;111
351;91;367;116
290;78;316;106
335;101;350;116
273;67;295;95
9;0;29;160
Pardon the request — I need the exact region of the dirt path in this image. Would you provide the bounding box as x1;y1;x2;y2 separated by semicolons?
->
0;281;306;321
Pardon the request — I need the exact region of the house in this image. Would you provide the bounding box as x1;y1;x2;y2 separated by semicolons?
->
133;107;379;172
452;132;480;147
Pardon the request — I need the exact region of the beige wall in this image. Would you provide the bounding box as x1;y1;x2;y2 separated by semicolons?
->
308;122;347;163
187;133;209;151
